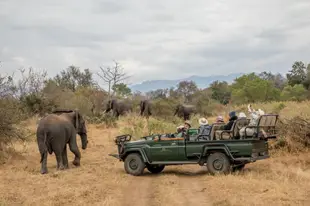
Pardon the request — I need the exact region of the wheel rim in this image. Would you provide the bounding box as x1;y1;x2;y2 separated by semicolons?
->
129;159;138;170
213;158;224;170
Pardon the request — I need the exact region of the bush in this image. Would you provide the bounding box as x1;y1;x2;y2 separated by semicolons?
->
118;115;180;140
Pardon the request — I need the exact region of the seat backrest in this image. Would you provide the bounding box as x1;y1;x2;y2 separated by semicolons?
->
256;114;279;137
233;118;249;138
210;123;225;140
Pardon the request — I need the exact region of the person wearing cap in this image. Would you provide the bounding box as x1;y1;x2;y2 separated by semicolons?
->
198;117;211;137
176;120;191;137
239;104;265;138
215;115;224;123
214;111;238;139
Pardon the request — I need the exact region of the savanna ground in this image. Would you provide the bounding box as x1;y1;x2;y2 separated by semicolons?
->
1;101;310;206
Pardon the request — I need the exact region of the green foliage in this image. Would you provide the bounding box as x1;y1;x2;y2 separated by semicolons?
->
280;84;308;101
86;112;117;127
175;80;199;102
209;81;231;104
231;73;280;104
119;115;178;140
272;102;286;114
52;66;95;92
286;61;307;87
112;83;131;97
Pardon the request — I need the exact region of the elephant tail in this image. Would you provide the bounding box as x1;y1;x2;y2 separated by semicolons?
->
40;132;52;163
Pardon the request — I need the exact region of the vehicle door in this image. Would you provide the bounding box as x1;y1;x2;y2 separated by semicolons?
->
148;137;183;162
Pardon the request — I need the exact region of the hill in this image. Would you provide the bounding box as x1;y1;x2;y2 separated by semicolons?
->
128;73;244;93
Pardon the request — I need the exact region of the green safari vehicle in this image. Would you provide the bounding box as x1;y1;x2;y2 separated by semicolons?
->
109;114;279;176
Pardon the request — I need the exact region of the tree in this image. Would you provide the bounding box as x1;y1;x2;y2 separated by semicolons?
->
97;61;130;98
209;81;231;104
146;89;168;100
112;83;132;97
231;73;280;104
175;80;199;103
52;66;94;92
281;84;308;101
259;71;286;90
286;61;307;87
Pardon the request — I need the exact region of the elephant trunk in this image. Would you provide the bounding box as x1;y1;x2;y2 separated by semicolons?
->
79;133;88;150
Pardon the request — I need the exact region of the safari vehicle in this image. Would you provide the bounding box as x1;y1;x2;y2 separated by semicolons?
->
109;114;279;176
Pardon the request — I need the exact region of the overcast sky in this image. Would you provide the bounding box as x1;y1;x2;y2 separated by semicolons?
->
1;0;310;84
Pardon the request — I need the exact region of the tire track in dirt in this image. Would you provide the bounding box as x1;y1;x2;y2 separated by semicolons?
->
178;176;212;205
120;175;156;206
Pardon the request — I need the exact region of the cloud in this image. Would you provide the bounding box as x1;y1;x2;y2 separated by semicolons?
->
0;0;310;84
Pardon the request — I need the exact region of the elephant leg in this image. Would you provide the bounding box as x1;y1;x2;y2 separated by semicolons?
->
55;153;65;170
69;137;81;167
62;145;69;169
40;152;48;174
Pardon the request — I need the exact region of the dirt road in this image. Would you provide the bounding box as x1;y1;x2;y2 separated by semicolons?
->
1;124;310;206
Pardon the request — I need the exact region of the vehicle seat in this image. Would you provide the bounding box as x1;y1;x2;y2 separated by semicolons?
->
210;123;225;140
233;118;249;139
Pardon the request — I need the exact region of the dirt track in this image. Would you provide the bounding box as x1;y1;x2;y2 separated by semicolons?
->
1;124;310;206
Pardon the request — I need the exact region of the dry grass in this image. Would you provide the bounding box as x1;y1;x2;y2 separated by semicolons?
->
0;113;310;206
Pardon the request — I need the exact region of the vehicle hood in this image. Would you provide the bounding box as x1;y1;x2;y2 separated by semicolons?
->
125;139;146;146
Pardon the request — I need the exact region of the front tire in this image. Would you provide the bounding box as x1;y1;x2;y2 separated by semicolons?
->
206;152;231;175
146;164;165;174
124;153;145;176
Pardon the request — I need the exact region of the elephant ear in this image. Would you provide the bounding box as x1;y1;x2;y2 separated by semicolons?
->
74;110;87;134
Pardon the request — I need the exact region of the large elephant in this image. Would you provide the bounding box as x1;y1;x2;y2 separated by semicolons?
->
36;109;88;174
104;99;133;118
140;100;152;117
174;104;196;120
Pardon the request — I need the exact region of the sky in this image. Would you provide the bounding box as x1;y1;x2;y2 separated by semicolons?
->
1;0;310;85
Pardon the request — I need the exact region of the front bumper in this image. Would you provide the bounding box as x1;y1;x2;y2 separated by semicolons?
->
109;153;122;161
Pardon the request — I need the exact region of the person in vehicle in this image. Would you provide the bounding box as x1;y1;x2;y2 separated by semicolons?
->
198;117;211;137
214;111;238;139
176;120;191;137
238;112;247;119
239;104;265;138
215;115;224;123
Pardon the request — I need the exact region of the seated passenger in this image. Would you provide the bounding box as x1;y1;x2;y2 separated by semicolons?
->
239;104;265;138
176;121;191;137
238;112;247;119
215;115;224;123
214;111;238;139
198;117;211;137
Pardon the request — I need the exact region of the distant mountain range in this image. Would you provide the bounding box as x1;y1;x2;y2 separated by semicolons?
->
128;73;244;93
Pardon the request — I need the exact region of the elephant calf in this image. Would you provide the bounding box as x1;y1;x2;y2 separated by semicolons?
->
36;110;88;174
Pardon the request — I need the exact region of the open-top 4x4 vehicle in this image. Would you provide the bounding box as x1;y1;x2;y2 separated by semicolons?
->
109;114;279;176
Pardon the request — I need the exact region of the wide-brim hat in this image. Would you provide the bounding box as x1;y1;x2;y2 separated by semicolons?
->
238;112;247;118
184;120;191;127
199;117;208;125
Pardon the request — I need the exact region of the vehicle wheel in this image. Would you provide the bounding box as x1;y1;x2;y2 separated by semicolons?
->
232;164;245;172
146;164;165;174
124;153;145;176
206;152;231;175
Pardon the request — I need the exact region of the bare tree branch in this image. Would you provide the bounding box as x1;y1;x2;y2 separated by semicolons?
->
96;61;130;98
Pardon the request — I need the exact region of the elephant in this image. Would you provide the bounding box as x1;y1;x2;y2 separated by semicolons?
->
36;109;88;174
104;99;133;118
174;104;196;120
140;100;152;117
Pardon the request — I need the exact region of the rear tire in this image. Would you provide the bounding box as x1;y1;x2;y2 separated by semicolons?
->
146;164;165;174
206;152;231;175
124;153;145;176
